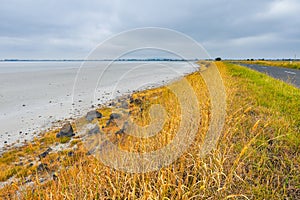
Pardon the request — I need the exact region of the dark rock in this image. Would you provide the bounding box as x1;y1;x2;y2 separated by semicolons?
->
110;113;121;120
24;178;32;184
88;125;101;135
129;97;134;104
39;178;46;183
4;141;7;144
120;101;128;108
86;150;94;155
108;102;116;107
134;98;143;105
67;151;74;157
16;162;23;166
37;163;48;172
22;104;26;107
115;121;129;135
85;110;102;122
52;173;58;181
39;147;52;158
115;129;124;135
106;113;122;126
56;122;75;138
129;97;143;105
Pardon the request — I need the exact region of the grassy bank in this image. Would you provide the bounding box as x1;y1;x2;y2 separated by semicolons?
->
234;60;300;70
0;62;299;199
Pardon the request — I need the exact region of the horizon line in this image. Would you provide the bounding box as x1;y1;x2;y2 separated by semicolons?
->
1;58;299;62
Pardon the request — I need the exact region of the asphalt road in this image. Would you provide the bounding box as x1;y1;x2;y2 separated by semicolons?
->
238;63;300;89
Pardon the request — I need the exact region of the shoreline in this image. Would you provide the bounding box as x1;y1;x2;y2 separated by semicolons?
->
0;64;198;154
0;65;203;189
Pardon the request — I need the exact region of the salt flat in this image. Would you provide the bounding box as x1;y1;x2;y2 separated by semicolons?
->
0;61;197;149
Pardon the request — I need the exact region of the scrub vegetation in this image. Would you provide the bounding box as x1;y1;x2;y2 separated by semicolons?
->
0;62;299;199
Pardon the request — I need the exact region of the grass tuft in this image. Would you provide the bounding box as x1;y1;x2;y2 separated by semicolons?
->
0;62;299;199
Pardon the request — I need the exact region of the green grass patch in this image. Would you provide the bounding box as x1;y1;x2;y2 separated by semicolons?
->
234;60;300;70
224;62;300;198
226;62;300;122
59;136;71;144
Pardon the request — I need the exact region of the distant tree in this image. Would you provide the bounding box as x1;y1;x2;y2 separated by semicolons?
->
215;57;222;61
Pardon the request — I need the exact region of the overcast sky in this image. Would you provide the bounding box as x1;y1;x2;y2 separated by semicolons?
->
0;0;299;59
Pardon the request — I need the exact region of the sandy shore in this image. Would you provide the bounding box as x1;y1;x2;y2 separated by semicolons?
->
0;61;198;151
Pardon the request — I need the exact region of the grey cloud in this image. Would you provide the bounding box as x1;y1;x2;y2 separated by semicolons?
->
0;0;299;59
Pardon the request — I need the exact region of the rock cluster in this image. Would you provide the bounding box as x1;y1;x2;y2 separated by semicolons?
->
56;122;75;138
85;110;102;122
